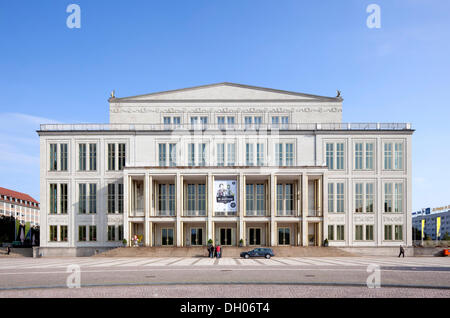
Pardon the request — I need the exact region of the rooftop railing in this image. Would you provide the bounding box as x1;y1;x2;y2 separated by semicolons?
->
39;123;412;132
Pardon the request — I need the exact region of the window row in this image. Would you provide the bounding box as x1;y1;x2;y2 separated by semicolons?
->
49;142;126;172
163;115;289;129
325;141;404;171
328;182;404;213
327;224;403;241
48;225;124;242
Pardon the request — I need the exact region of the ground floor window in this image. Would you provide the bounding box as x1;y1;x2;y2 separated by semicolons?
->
118;225;123;241
89;226;97;241
328;225;334;241
355;225;363;241
108;225;115;241
336;225;345;241
60;225;68;241
220;228;233;246
384;225;393;241
49;225;57;241
278;227;290;245
162;228;174;246
78;226;86;242
366;225;374;241
190;228;203;246
395;225;403;240
249;228;261;245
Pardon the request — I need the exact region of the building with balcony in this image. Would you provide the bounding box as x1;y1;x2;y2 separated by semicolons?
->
0;187;40;226
37;82;413;251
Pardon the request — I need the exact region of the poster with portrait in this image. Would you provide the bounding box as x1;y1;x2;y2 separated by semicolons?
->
214;180;237;213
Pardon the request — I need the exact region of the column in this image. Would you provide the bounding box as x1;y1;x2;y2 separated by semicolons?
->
298;175;302;246
323;172;329;243
270;173;277;246
302;174;308;246
176;173;182;247
123;174;129;246
239;173;245;246
144;173;150;246
207;173;213;243
149;221;153;247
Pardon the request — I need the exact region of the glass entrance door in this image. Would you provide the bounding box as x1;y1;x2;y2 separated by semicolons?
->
161;228;174;246
190;228;203;246
220;228;232;246
249;228;261;246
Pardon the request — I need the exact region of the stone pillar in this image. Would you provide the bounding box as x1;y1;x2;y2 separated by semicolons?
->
123;174;129;246
322;173;329;243
239;173;245;246
302;174;308;246
144;173;150;246
297;175;302;246
176;173;182;247
207;173;213;244
270;173;277;246
149;221;153;247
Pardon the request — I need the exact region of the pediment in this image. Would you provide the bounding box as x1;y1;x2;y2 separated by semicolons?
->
112;82;341;102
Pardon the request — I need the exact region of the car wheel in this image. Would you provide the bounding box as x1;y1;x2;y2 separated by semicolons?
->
244;254;249;259
265;254;271;259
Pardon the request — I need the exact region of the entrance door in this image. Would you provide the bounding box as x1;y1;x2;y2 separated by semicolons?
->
278;227;290;245
220;228;232;246
161;228;174;246
249;228;261;246
190;228;203;246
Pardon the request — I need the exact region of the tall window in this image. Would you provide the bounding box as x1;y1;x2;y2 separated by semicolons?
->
118;143;126;170
227;143;236;166
328;182;344;213
78;226;87;241
355;182;375;213
89;144;97;170
108;225;116;241
162;228;174;246
198;143;206;166
336;183;344;212
384;182;403;213
256;143;264;166
60;225;68;241
328;183;334;213
277;184;294;216
60;144;68;171
89;226;97;241
49;184;57;214
354;142;374;170
285;143;294;166
217;143;225;166
169;144;177;167
186;184;206;216
278;227;290;245
108;183;116;214
355;183;363;213
227;116;235;127
188;143;195;166
78;184;87;214
355;225;363;241
158;184;175;216
336;225;345;241
384;142;403;170
108;144;116;170
60;184;68;214
326;142;344;170
79;144;86;171
395;225;403;240
158;144;166;166
118;184;124;214
246;184;265;216
366;225;374;241
245;143;254;166
89;184;97;214
218;116;225;129
50;144;58;171
118;225;123;240
328;225;334;241
384;225;393;240
49;225;57;241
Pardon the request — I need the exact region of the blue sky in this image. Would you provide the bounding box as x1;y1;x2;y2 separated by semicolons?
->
0;0;449;210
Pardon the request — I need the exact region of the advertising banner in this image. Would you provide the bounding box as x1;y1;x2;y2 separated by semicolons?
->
214;180;237;213
421;219;425;239
437;217;441;239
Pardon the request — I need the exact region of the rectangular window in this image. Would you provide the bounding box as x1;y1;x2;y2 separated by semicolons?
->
188;143;195;166
337;225;345;241
108;225;116;241
89;226;97;241
49;225;57;241
256;184;265;214
246;184;254;215
244;116;252;129
256;143;264;166
246;143;254;166
394;143;403;170
118;183;124;214
275;143;283;166
366;143;374;170
328;225;334;241
254;116;262;127
50;144;58;171
79;144;86;171
49;184;57;214
395;225;403;240
366;225;374;241
163;116;171;128
336;183;344;213
227;116;235;127
218;116;225;128
336;143;344;170
108;183;116;214
271;116;280;128
173;117;181;127
328;183;334;213
89;144;97;171
281;116;289;129
60;225;68;242
217;143;225;166
285;143;294;166
355;143;363;170
355;225;363;240
384;142;404;170
278;227;290;245
162;228;174;246
384;143;392;170
198;143;206;166
384;183;393;213
366;183;374;213
227;143;235;166
169;144;177;167
158;144;166;166
60;184;68;214
384;182;403;213
118;225;123;240
355;183;363;213
108;144;115;170
89;184;96;214
79;184;86;214
78;226;86;241
60;144;68;171
384;225;392;240
118;143;126;170
326;143;334;169
394;183;403;213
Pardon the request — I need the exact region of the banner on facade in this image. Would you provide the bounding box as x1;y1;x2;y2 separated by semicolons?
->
437;217;441;239
214;180;237;213
421;219;425;239
25;222;31;241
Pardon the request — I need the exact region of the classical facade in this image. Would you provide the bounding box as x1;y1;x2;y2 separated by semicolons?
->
0;187;40;226
38;82;413;250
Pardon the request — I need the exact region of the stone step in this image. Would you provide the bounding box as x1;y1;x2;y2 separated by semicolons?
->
95;246;356;258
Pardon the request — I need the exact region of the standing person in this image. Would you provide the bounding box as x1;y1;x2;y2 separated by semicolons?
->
6;246;11;255
216;244;221;258
398;244;405;258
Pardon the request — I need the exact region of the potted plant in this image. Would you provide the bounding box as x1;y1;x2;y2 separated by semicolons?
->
239;238;244;247
323;238;329;247
122;238;127;246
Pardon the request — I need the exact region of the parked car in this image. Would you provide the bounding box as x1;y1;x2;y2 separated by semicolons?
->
240;248;274;259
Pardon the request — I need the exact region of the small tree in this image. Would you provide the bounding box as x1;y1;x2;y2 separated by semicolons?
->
122;239;127;246
207;239;213;245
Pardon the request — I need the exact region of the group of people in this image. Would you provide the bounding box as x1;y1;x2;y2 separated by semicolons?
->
207;244;222;258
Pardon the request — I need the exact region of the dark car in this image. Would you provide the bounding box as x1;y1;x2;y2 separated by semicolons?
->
240;248;274;259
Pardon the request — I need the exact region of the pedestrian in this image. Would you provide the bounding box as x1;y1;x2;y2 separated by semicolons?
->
6;246;11;255
398;244;405;258
207;244;213;258
216;244;221;258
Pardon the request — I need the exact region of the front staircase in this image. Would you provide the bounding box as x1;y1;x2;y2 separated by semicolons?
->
96;246;356;258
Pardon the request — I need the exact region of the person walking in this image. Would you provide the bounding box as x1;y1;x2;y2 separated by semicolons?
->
398;244;405;258
216;244;221;258
6;246;11;255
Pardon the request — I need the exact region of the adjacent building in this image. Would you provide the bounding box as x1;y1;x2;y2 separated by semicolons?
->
0;187;40;226
37;82;413;251
413;205;450;240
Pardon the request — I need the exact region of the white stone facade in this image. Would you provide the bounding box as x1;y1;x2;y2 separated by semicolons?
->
38;83;413;249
